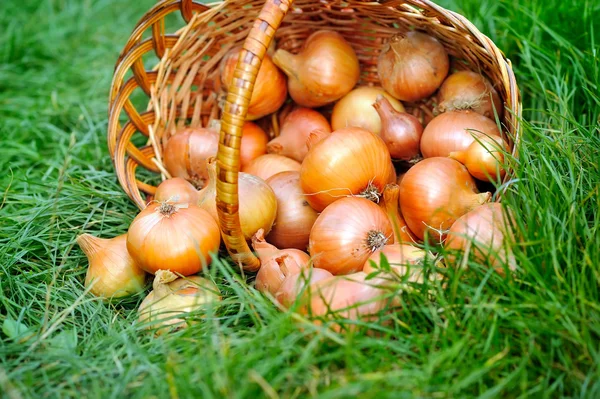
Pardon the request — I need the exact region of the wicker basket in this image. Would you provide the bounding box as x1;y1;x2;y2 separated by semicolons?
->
107;0;521;272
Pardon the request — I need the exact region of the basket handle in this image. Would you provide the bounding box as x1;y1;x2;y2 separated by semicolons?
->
216;0;293;272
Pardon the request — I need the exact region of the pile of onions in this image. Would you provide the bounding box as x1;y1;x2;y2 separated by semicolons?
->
300;127;394;212
242;154;302;182
220;47;287;120
77;234;146;299
331;87;404;135
127;201;221;276
449;135;509;182
436;70;503;119
445;203;516;275
266;171;318;250
378;31;449;102
138;270;221;335
399;157;491;242
309;197;393;275
154;178;198;204
378;184;417;244
273;30;359;107
420;110;501;158
163;127;218;188
240;122;269;167
267;108;332;162
198;158;277;240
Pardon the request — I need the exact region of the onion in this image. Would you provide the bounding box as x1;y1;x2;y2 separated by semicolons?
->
127;202;221;276
275;268;333;309
436;70;503;119
300;127;394;212
378;31;449;102
252;229;310;296
242;154;302;182
273;30;359;107
154;178;199;204
363;244;431;282
240;122;269;167
309;197;393;275
76;234;146;299
220;47;287;120
138;270;221;335
445;203;516;275
379;184;417;244
449;135;509;182
331;87;404;135
198;158;277;240
163;127;219;188
399;157;492;242
372;95;423;161
267;108;332;162
420;110;501;158
265;171;318;250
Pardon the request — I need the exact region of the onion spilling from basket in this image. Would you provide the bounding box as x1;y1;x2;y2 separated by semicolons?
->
80;30;516;334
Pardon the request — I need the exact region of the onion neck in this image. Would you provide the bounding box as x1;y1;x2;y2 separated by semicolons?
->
372;95;394;120
272;49;299;79
448;150;467;164
251;228;280;262
76;234;104;257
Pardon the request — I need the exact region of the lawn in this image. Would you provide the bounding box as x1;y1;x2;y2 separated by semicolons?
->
1;0;599;397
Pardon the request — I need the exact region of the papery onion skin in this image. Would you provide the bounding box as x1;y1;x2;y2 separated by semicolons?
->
309;197;393;275
242;154;302;182
378;31;449;102
154;178;199;204
267;108;332;162
127;202;221;276
240;122;269;167
300;127;394;212
449;135;509;182
273;30;360;107
138;270;221;335
399;157;492;243
436;70;503;119
77;234;146;299
220;48;287;120
198;159;277;240
266;171;318;250
420;110;501;158
445;203;516;275
163;127;219;188
331;87;404;135
275;268;333;309
379;184;417;244
373;95;423;161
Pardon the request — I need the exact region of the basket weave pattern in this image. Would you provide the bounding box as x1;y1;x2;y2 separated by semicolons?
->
107;0;521;271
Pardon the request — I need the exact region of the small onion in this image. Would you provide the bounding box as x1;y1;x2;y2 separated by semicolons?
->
267;108;332;162
138;270;221;335
331;87;404;135
127;202;221;276
240;122;269;167
275;268;333;309
273;30;360;107
449;135;510;182
309;197;393;275
399;157;492;242
300;127;394;212
420;110;501;158
436;70;503;119
154;178;199;204
266;171;318;250
378;31;449;102
242;154;302;182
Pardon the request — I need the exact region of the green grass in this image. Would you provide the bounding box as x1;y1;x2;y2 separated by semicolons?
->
1;0;599;397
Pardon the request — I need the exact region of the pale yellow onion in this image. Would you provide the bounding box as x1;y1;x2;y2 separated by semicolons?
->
242;154;301;182
154;178;199;203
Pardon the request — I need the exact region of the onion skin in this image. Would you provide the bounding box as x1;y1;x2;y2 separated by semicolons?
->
127;203;221;276
436;70;503;119
378;32;449;102
379;184;417;244
399;157;492;243
275;268;333;309
267;108;332;162
154;178;199;204
266;171;318;250
373;95;423;161
449;135;509;182
331;87;404;135
242;154;302;182
198;159;277;240
420;110;501;158
309;197;393;275
163;127;219;188
273;30;359;107
300;127;394;212
220;48;287;120
240;122;269;167
77;234;146;299
445;203;516;275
